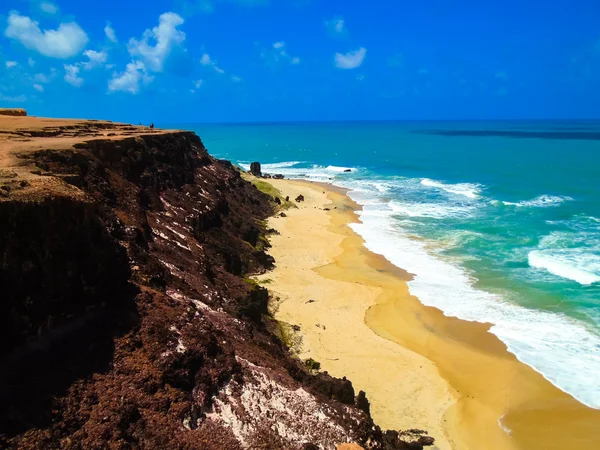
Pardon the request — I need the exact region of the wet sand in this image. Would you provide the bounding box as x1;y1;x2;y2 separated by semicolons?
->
257;178;600;450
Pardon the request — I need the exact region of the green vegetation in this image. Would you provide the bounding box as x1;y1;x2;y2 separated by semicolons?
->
242;173;296;210
272;319;303;354
255;235;271;251
304;358;321;372
243;276;260;288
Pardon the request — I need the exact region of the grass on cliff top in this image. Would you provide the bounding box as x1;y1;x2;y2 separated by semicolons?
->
241;173;296;210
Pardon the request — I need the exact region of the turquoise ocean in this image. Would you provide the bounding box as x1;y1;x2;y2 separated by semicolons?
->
169;121;600;409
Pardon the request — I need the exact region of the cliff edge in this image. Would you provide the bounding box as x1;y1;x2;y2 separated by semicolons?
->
0;116;431;450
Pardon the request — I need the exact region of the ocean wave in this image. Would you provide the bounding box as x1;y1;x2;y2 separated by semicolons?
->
528;251;600;285
389;200;475;219
420;178;481;199
237;161;359;181
323;165;356;173
528;231;600;285
503;195;574;208
347;192;600;410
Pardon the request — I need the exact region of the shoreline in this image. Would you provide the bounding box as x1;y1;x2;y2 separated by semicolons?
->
258;178;600;450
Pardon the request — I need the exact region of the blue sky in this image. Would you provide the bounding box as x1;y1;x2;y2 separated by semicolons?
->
1;0;600;122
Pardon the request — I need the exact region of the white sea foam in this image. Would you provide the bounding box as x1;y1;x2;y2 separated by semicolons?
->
528;231;600;285
389;200;475;219
503;195;574;208
238;161;358;181
529;251;600;285
343;189;600;410
420;178;481;199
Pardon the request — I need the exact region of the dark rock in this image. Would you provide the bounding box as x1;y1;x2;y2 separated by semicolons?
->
419;436;435;446
274;196;281;205
343;169;352;173
285;196;290;202
250;161;262;177
356;390;371;416
273;174;284;179
279;212;287;217
295;194;305;202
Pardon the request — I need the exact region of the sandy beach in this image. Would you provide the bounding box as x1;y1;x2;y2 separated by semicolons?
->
257;178;600;450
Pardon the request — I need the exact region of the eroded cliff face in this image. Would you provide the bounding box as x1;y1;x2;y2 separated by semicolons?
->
0;118;431;450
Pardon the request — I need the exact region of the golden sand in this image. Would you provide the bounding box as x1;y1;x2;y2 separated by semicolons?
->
257;178;600;450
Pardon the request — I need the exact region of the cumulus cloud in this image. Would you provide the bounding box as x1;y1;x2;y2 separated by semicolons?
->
334;47;366;69
104;22;117;43
325;16;346;35
40;2;58;14
4;11;88;59
82;49;108;70
5;61;18;68
194;79;204;88
64;64;83;86
108;61;153;94
128;12;185;72
261;41;301;67
200;53;225;73
33;83;44;92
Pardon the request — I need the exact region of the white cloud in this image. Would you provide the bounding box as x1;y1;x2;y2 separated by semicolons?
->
40;2;58;14
104;22;117;43
231;75;242;83
82;49;108;70
356;74;365;81
33;83;44;92
194;79;204;88
5;11;89;59
34;69;57;83
108;61;153;94
64;64;83;86
128;12;185;72
334;47;366;69
262;41;301;66
0;93;27;103
200;52;226;73
5;61;18;68
326;16;345;35
28;57;35;67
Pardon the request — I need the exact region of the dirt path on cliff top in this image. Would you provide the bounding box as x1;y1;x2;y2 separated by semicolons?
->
0;115;181;199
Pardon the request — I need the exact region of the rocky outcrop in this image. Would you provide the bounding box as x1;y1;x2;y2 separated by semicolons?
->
0;118;431;450
250;161;262;177
0;108;26;117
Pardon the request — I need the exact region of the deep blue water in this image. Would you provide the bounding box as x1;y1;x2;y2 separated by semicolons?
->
166;121;600;408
